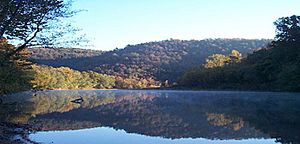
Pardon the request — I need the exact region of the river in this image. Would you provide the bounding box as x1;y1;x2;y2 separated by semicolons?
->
1;90;299;144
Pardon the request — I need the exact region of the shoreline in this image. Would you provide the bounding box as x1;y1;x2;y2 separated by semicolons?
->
2;87;299;98
31;88;299;94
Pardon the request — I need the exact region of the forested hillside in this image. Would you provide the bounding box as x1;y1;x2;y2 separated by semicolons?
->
179;15;300;92
30;39;270;82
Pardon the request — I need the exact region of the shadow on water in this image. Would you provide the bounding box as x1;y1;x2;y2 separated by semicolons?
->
1;90;300;143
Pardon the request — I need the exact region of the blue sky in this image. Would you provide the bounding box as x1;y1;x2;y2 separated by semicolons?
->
71;0;300;50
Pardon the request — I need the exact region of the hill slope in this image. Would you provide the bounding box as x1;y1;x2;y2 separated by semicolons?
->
178;15;300;91
30;39;271;82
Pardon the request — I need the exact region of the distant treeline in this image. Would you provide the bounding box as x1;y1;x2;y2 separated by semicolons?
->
179;15;300;92
29;47;103;60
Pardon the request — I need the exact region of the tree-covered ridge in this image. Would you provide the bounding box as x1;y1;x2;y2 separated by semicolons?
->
30;39;270;82
29;47;103;60
1;40;161;93
179;15;300;92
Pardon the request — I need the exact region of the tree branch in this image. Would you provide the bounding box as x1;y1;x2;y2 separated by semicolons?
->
12;12;48;54
14;27;40;53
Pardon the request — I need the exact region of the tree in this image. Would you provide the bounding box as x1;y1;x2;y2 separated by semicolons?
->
204;54;230;68
204;50;242;68
0;0;83;57
274;15;300;42
0;39;33;95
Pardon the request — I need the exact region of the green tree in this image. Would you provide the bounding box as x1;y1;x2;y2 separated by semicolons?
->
274;15;300;42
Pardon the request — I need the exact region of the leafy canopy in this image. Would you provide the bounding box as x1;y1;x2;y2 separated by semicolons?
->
0;0;83;55
274;15;300;42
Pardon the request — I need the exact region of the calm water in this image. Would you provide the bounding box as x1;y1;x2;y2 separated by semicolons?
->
1;90;300;144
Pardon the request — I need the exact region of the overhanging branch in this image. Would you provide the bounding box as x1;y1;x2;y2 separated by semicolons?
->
14;28;40;53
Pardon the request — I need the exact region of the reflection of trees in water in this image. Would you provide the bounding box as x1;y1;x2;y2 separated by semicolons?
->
23;91;267;140
194;93;300;144
206;113;244;131
220;95;300;144
0;90;118;124
87;96;265;140
1;90;300;143
32;119;101;131
30;91;116;115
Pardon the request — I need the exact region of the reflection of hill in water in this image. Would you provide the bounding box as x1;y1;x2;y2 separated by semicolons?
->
1;90;300;143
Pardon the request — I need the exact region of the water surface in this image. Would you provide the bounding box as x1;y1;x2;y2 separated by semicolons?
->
1;90;300;144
